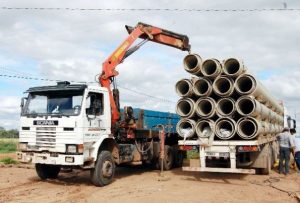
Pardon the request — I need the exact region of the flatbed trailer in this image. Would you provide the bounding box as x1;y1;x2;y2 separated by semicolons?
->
179;135;278;174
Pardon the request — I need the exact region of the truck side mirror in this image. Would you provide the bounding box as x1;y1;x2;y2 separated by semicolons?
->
20;97;27;111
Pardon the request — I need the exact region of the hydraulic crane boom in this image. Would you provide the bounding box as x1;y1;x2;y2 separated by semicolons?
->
99;22;191;127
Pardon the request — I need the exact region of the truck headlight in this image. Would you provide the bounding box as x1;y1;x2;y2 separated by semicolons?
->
66;145;77;153
18;142;28;151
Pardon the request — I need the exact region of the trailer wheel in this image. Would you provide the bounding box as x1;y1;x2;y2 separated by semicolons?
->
91;150;115;187
35;164;61;180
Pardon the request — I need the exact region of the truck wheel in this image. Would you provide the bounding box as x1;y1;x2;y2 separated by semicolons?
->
91;150;115;187
173;150;184;168
35;164;61;180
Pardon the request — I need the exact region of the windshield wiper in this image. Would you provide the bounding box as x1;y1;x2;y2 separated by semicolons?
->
50;113;70;118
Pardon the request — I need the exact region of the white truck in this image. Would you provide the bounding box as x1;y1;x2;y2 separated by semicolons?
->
178;114;296;175
17;22;190;186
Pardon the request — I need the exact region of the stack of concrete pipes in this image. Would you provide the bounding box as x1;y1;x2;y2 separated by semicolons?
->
175;54;284;140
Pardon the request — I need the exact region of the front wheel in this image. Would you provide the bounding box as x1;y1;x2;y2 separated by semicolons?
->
35;164;61;180
90;150;115;187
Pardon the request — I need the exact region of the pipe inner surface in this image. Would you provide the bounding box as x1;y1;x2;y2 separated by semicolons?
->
237;76;253;93
238;98;254;115
177;80;190;96
240;120;256;137
203;60;217;75
178;121;194;137
216;78;230;93
199;100;213;115
225;59;240;75
184;55;199;71
195;80;209;95
177;100;192;116
197;122;213;137
219;99;234;114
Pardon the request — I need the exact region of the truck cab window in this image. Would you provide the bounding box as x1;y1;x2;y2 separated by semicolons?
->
86;93;103;116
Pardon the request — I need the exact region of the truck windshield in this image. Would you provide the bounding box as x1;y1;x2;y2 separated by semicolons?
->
23;90;84;116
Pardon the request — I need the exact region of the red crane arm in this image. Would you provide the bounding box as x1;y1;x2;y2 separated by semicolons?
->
99;22;191;126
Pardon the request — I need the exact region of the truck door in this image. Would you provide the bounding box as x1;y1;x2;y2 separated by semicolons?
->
84;92;108;141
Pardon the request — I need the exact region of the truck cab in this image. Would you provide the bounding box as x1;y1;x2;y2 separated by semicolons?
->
18;81;181;186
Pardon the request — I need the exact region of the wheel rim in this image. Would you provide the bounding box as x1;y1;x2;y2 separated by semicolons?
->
102;160;113;178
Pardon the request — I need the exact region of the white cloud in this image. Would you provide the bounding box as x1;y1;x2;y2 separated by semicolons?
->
1;0;300;129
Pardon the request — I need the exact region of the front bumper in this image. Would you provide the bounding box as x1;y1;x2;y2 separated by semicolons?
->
17;152;84;165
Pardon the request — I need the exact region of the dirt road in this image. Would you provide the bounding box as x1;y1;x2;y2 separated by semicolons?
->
0;165;299;203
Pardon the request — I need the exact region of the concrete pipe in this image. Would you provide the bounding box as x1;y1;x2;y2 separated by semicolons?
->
215;118;237;140
195;97;216;118
176;119;196;139
212;76;234;97
195;119;215;138
223;58;246;77
237;117;268;140
201;58;222;79
235;74;284;115
216;97;236;117
268;123;278;135
176;98;196;118
183;54;203;76
236;96;276;120
175;79;194;97
193;77;213;97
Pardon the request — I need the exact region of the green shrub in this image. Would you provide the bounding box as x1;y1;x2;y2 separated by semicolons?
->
0;141;17;153
0;157;19;164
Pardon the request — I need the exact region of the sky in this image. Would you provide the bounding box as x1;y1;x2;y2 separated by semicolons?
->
0;0;300;130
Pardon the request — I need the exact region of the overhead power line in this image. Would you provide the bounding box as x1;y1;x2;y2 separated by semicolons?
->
0;73;176;103
1;7;300;12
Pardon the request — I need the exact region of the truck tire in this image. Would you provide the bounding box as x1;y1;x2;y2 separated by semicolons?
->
90;150;115;187
173;149;184;168
35;164;61;180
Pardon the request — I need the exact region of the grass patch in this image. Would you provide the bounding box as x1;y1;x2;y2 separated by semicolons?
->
0;140;17;153
0;157;19;164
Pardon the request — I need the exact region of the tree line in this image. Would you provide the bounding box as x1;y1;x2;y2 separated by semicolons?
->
0;127;19;138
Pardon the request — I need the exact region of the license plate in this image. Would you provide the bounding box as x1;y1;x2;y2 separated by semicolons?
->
206;152;216;156
219;152;230;157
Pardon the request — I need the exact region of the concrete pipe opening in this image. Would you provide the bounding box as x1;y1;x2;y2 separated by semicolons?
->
217;98;235;116
183;54;202;74
176;99;195;118
202;59;221;78
238;118;257;139
213;77;234;96
196;98;215;117
224;58;243;76
196;120;214;138
175;79;192;97
235;75;256;94
177;119;196;139
236;97;254;115
193;78;211;96
216;119;235;140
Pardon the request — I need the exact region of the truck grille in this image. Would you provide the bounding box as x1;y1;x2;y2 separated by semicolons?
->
36;127;56;148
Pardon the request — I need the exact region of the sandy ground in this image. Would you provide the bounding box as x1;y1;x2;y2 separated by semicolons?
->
0;153;17;160
0;165;299;203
